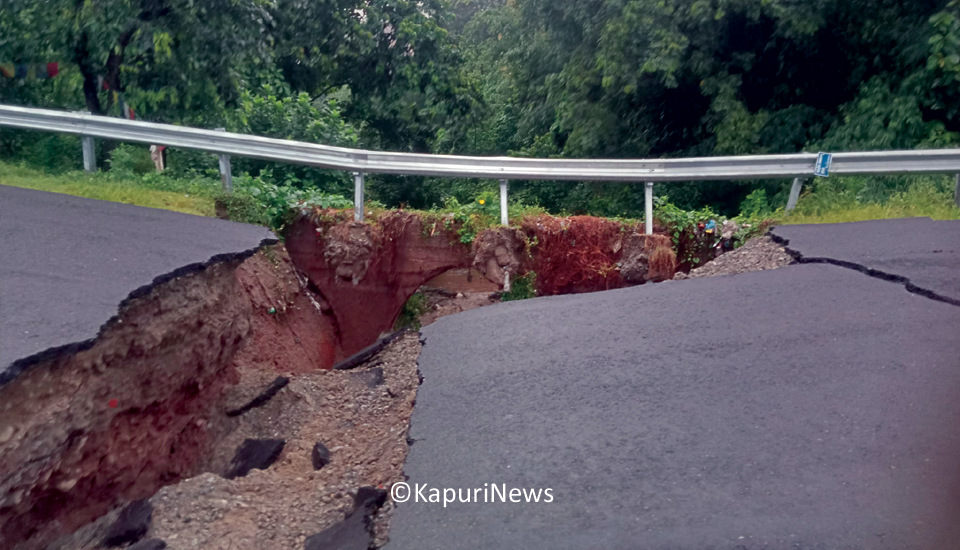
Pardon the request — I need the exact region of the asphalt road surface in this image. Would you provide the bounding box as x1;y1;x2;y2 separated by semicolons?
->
772;218;960;305
0;185;274;382
389;220;960;550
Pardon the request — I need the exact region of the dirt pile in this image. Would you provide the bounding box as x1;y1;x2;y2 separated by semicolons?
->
619;233;676;283
675;236;794;279
471;226;527;286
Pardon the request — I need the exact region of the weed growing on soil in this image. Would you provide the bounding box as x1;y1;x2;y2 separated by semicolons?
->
395;292;430;330
652;197;724;270
224;169;353;230
502;272;537;301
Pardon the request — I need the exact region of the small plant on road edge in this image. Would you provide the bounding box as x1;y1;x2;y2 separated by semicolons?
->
502;272;537;301
395;292;429;330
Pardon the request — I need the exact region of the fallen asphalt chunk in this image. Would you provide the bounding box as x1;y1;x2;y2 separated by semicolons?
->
128;539;167;550
226;376;290;417
224;439;286;480
102;499;152;547
304;487;387;550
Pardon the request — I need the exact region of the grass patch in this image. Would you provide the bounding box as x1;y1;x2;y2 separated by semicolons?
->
783;176;960;224
0;161;218;217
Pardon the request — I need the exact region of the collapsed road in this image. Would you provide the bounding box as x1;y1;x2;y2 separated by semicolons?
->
3;188;958;550
388;218;960;550
0;185;276;378
0;186;420;550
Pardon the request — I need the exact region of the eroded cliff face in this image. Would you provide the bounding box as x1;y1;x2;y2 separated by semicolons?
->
283;212;474;362
0;248;333;550
284;211;677;364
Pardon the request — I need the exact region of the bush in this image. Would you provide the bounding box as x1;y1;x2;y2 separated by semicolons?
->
107;144;156;179
225;90;359;195
231;169;353;231
502;272;537;301
3;130;84;173
739;189;772;219
395;292;429;329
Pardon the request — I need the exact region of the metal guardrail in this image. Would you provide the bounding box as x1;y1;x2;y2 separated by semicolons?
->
3;104;960;234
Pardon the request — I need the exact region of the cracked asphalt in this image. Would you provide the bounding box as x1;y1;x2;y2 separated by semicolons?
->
772;218;960;305
0;185;275;381
389;219;960;550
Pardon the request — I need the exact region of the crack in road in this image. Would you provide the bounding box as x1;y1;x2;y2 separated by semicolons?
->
769;233;960;308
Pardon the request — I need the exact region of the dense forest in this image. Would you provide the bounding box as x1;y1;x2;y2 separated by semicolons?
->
2;0;960;216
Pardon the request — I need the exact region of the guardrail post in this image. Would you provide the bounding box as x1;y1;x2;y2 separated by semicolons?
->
214;128;232;193
786;177;804;211
499;179;509;226
644;182;654;235
955;174;960;209
354;172;365;222
81;136;96;172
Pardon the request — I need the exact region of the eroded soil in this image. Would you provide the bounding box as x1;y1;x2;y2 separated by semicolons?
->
44;332;421;550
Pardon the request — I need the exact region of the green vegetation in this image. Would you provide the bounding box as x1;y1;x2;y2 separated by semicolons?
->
502;272;537;302
784;176;960;224
0;161;217;216
395;292;430;330
0;155;353;232
3;0;960;223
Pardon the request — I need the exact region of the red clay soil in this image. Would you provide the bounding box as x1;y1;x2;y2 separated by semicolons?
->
0;248;334;550
523;216;624;295
284;212;472;363
521;216;675;295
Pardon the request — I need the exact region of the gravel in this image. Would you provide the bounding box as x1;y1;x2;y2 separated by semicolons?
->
51;333;422;550
676;235;794;279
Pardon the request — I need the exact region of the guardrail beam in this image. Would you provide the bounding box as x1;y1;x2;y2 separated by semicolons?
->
5;105;960;184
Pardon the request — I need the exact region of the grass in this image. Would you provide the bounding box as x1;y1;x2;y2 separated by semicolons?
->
4;159;958;230
781;176;960;225
0;161;218;217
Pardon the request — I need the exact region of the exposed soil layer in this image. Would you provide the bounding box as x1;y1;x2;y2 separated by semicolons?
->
674;236;794;279
0;246;333;550
284;212;678;363
49;332;421;550
284;212;473;366
522;216;676;295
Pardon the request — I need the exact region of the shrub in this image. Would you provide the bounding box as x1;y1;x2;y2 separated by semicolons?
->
231;169;353;231
502;272;537;301
395;292;429;330
225;90;359;195
107;144;156;179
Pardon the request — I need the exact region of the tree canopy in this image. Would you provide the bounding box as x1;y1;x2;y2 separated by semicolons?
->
2;0;958;215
